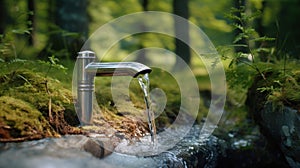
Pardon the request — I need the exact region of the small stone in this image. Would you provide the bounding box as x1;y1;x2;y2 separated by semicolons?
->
83;139;105;158
282;125;290;137
83;138;113;158
282;125;293;147
285;138;292;148
115;132;125;139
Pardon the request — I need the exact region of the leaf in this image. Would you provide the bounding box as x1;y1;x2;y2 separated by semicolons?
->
228;44;248;48
55;64;66;70
28;11;34;15
257;86;273;93
38;60;49;65
10;59;27;63
49;55;59;65
62;32;80;37
232;23;244;31
244;28;256;36
233;33;246;43
225;13;241;21
249;10;262;20
253;36;276;42
27;21;32;26
273;80;282;86
12;29;31;35
256;47;271;53
17;74;32;86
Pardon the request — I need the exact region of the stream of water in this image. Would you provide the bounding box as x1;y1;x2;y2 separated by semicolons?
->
138;73;156;144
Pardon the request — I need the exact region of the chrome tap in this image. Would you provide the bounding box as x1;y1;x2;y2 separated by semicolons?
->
75;50;152;125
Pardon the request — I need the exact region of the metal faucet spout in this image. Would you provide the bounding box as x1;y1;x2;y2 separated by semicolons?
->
85;62;152;77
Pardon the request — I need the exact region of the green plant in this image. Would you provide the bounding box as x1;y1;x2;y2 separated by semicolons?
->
36;55;68;124
219;4;275;90
256;63;300;109
0;8;33;62
219;2;300;110
39;55;68;78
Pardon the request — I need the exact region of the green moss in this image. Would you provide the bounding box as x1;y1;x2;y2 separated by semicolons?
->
0;69;75;116
254;63;300;111
0;67;80;141
234;61;300;138
0;96;57;139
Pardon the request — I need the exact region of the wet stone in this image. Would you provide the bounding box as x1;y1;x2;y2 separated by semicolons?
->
83;138;113;158
252;103;300;167
83;139;105;158
0;125;226;168
102;125;225;168
0;135;115;168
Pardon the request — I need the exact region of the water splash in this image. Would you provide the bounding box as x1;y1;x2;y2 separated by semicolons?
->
138;73;156;143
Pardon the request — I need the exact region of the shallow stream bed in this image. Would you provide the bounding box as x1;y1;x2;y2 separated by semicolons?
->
0;125;225;168
0;124;288;168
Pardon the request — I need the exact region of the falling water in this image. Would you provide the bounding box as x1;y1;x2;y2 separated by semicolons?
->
138;73;156;143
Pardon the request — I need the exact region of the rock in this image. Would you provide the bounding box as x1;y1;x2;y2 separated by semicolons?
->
258;103;300;167
0;96;58;141
0;125;226;168
0;135;116;168
0;70;81;141
216;125;292;168
245;71;300;167
83;138;113;158
102;125;225;168
97;125;228;168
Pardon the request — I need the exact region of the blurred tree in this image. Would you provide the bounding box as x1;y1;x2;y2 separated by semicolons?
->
173;0;191;67
255;0;266;37
248;0;300;59
39;0;89;59
253;0;270;62
276;0;300;58
140;0;149;11
189;0;232;46
135;0;149;63
0;0;7;34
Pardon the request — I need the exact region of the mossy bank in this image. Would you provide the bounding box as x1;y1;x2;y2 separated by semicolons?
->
0;68;81;141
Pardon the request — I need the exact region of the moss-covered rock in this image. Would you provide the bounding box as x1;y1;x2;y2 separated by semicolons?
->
246;69;300;167
0;69;81;141
0;96;58;141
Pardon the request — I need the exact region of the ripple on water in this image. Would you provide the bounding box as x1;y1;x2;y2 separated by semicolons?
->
114;125;212;157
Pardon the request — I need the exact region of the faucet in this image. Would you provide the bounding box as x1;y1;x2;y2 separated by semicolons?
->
75;50;152;125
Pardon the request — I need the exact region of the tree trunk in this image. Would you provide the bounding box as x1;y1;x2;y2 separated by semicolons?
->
173;0;191;68
141;0;148;11
39;0;88;59
0;0;7;34
277;0;300;59
256;0;266;38
135;0;149;64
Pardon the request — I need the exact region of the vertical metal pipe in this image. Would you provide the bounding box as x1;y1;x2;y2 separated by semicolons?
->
77;50;95;125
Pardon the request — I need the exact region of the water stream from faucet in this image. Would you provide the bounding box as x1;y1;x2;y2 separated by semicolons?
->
138;73;156;144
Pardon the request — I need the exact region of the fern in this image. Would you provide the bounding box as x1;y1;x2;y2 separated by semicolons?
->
219;3;277;91
0;9;34;62
38;55;68;79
